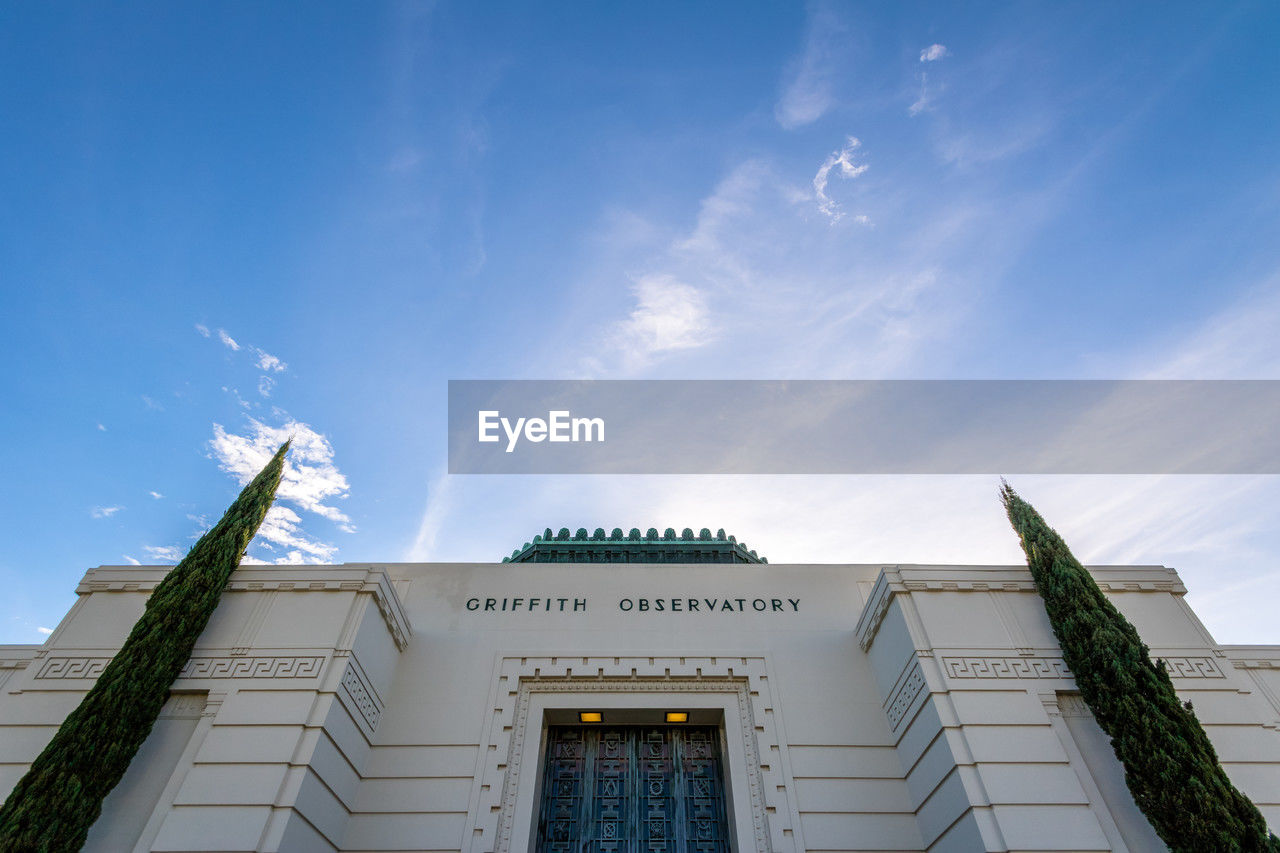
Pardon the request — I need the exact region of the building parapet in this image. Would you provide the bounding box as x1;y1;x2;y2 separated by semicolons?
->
75;563;413;652
855;563;1185;652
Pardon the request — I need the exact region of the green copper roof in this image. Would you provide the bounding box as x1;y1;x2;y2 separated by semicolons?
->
503;528;767;564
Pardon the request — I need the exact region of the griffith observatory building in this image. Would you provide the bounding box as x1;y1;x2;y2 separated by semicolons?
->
1;528;1278;852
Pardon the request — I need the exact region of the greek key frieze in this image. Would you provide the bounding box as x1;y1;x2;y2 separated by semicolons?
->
35;657;112;679
1158;656;1225;678
942;655;1224;680
35;654;325;680
942;656;1072;679
177;655;324;679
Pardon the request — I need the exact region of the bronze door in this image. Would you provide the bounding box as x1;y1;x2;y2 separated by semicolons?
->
536;726;731;852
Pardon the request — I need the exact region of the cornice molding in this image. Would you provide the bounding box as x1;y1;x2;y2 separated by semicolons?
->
1226;648;1280;670
0;646;41;669
855;564;1188;652
76;564;413;652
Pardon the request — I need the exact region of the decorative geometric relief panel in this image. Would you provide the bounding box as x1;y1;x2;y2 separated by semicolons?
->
884;661;927;731
339;657;385;732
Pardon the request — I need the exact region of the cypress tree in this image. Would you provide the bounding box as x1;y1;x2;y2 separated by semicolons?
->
0;442;290;852
1001;481;1279;852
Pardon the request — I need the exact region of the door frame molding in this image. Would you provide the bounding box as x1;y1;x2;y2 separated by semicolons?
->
465;654;800;853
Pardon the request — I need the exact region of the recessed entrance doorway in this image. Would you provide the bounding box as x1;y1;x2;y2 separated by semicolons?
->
535;725;731;852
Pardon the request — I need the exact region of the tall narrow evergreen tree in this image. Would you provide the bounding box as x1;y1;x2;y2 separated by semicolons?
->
0;442;290;852
1001;481;1279;852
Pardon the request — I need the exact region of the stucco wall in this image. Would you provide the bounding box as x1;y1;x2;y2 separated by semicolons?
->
0;560;1276;852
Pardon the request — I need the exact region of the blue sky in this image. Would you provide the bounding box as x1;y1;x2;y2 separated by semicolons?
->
3;2;1280;643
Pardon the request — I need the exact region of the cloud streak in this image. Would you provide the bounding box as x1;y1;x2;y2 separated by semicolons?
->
909;44;948;116
91;505;123;519
143;545;183;563
775;5;846;129
813;136;869;220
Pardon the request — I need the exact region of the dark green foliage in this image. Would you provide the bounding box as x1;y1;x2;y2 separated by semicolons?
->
0;443;290;853
1001;482;1279;852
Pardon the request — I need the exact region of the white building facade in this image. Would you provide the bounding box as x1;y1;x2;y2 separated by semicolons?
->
1;542;1278;851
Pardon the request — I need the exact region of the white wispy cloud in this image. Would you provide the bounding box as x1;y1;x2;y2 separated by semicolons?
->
253;347;287;373
141;395;164;412
195;323;211;338
909;46;947;116
143;545;183;563
217;329;240;351
122;555;140;565
407;472;453;561
613;275;712;369
775;4;846;129
149;491;163;499
559;152;968;380
222;386;254;410
920;43;949;62
36;627;52;636
813;136;869;220
91;505;123;519
935;117;1050;165
209;417;354;562
258;376;275;398
210;418;352;525
909;74;931;116
255;505;338;563
1139;275;1280;378
96;423;106;432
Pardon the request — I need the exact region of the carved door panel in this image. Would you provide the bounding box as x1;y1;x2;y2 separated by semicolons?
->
536;726;730;852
